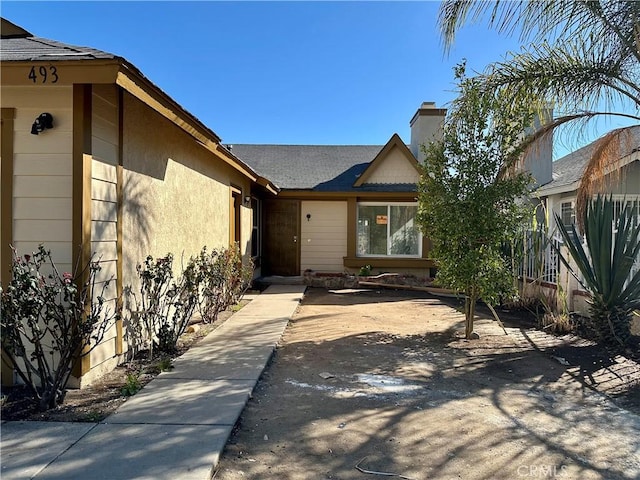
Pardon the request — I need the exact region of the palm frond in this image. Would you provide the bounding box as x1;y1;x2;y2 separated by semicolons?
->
485;41;640;112
439;0;640;62
576;127;638;223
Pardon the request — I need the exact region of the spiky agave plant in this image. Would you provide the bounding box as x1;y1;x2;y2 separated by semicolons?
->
555;195;640;350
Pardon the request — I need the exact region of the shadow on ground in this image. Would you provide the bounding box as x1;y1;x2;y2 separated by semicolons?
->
214;287;640;480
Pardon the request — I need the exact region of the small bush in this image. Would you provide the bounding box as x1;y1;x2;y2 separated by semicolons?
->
126;245;252;354
120;373;142;397
539;312;575;334
127;254;198;355
358;265;372;277
156;357;174;372
190;245;253;323
144;357;174;375
0;245;118;411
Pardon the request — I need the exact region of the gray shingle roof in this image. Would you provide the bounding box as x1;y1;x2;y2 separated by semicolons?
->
1;25;117;62
230;144;414;191
538;125;640;194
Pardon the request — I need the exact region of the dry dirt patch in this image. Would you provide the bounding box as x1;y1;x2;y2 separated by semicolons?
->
214;287;640;480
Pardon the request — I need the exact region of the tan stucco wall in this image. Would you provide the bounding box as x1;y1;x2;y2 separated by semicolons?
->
121;91;253;293
364;145;419;185
300;201;348;272
1;86;73;271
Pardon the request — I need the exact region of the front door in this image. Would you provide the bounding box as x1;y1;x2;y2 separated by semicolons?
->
263;199;300;276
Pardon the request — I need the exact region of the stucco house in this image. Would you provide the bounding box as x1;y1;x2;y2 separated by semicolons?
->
531;125;640;315
536;125;640;231
233;102;445;278
1;18;445;386
0;18;277;385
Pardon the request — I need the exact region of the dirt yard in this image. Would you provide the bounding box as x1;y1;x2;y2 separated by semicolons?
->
214;287;640;480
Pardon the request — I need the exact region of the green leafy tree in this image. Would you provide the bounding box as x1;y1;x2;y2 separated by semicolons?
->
438;0;640;218
555;195;640;350
417;65;533;338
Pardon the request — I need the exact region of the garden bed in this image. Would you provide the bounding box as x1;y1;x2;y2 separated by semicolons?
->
0;298;251;422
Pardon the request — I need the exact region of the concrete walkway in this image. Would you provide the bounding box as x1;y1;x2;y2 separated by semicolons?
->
1;284;306;480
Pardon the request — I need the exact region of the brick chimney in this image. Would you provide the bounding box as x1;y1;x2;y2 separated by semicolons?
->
410;102;447;162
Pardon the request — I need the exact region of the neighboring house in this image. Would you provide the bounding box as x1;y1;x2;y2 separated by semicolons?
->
0;18;277;386
536;125;640;232
531;125;640;315
232;102;446;278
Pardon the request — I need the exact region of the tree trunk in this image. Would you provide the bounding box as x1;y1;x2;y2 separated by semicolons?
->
591;301;631;350
465;291;476;339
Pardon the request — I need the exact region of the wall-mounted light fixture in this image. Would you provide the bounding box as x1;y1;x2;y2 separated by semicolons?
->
31;112;54;135
306;213;311;221
244;196;251;205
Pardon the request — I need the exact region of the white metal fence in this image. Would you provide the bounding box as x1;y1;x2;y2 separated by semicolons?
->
519;229;562;285
519;227;639;293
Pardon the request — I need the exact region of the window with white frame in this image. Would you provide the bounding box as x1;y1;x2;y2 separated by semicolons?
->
561;196;639;228
357;203;421;257
560;200;576;228
612;196;640;228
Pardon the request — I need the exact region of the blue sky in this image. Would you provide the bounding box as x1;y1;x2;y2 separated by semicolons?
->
3;1;636;159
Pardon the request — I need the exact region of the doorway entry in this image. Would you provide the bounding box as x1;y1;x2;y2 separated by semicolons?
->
262;199;300;276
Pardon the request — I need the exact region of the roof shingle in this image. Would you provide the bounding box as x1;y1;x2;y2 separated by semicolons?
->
1;34;117;62
538;125;640;194
231;144;389;191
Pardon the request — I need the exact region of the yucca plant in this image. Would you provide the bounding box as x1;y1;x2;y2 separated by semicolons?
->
555;195;640;350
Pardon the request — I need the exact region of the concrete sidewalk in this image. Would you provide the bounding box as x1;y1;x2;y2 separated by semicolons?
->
1;284;306;480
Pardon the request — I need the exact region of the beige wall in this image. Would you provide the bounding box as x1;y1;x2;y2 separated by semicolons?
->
1;86;74;271
86;84;121;380
300;201;348;272
611;160;640;195
364;145;419;185
1;86;74;385
121;91;253;291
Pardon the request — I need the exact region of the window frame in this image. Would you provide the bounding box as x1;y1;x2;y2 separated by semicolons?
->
560;200;576;228
610;195;640;229
356;202;422;258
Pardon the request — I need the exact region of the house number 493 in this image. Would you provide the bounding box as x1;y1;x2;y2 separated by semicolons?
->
28;66;59;84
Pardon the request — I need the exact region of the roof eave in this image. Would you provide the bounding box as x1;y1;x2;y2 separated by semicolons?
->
536;180;580;197
0;51;270;185
117;61;288;187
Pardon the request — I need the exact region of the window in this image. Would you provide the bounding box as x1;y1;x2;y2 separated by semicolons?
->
560;201;576;228
357;203;421;257
560;197;639;231
612;198;640;228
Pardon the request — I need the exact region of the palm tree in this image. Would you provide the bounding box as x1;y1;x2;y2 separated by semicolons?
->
438;0;640;218
555;195;640;350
